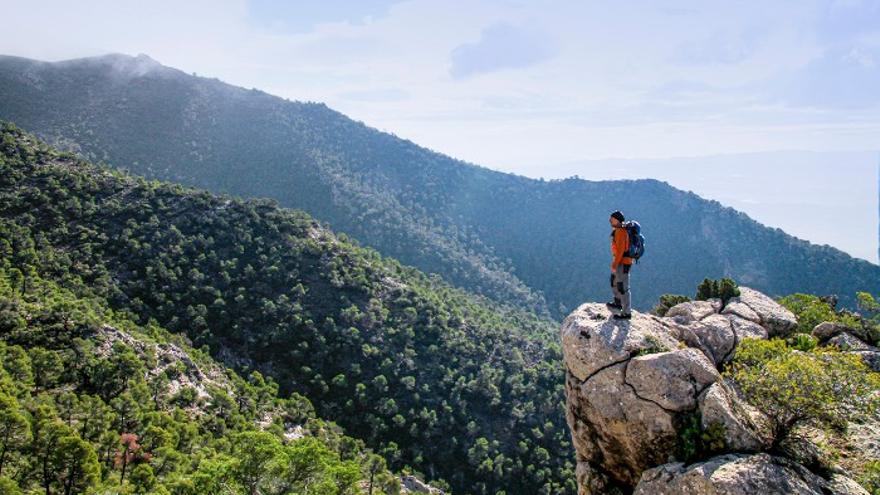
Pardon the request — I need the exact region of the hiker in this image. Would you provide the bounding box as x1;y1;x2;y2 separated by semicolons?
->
607;210;633;319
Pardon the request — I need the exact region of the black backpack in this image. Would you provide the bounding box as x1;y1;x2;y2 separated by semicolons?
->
623;221;645;261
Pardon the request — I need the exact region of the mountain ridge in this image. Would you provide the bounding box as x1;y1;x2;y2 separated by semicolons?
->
0;52;877;317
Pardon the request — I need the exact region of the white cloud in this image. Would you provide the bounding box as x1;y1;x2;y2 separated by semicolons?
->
0;0;878;163
448;23;556;78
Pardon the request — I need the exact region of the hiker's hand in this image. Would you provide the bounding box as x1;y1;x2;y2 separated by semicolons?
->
610;273;615;287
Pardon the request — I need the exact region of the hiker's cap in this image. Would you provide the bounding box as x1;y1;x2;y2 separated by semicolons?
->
610;210;625;222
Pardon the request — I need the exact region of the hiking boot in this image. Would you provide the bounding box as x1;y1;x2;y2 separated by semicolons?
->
605;301;622;310
612;313;632;320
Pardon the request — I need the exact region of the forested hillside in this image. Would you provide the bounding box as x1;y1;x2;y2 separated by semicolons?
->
0;241;405;494
0;122;575;494
1;53;877;317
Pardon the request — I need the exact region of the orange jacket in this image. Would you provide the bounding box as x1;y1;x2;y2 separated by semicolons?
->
611;227;633;269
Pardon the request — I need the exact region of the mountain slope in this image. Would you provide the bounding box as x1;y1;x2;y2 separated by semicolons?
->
0;122;575;494
0;53;877;317
0;248;405;493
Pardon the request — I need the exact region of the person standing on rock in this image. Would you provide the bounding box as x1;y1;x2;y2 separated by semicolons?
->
607;210;633;319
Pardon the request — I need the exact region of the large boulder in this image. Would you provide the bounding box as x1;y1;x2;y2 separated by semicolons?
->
401;475;444;494
814;321;875;347
561;303;679;382
562;289;807;494
826;332;874;352
720;300;761;324
667;300;718;323
814;322;880;371
562;304;709;488
566;362;678;490
697;382;772;452
855;350;880;372
813;321;854;342
675;315;738;366
633;453;869;495
727;314;769;342
724;287;798;337
626;348;719;411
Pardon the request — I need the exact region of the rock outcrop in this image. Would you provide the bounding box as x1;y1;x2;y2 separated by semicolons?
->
634;453;869;495
813;320;880;372
401;475;445;494
562;287;865;494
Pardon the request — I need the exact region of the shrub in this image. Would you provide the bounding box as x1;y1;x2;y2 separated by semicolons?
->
857;292;880;345
695;278;740;306
727;338;880;450
778;293;861;335
788;333;817;352
860;460;880;495
675;413;727;463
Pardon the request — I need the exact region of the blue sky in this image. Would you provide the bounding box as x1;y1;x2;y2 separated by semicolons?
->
1;0;878;262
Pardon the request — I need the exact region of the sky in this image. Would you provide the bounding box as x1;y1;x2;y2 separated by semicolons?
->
1;0;878;262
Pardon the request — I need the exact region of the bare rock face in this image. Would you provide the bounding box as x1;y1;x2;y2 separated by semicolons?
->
633;454;869;495
814;320;880;371
562;288;814;494
720;300;761;324
726;287;798;337
626;349;719;411
667;300;717;323
562;304;726;490
813;321;854;342
401;475;445;494
675;315;738;366
566;362;677;490
826;332;874;351
561;303;680;381
697;382;772;453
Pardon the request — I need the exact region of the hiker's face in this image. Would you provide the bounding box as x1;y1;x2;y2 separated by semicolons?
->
609;217;619;227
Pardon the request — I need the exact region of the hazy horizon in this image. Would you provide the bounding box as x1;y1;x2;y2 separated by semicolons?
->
530;151;879;265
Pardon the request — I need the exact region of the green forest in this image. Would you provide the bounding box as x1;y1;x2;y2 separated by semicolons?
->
0;261;405;494
0;122;575;494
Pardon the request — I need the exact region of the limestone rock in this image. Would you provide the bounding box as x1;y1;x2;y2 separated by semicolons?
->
633;453;868;495
561;303;679;381
562;288;809;494
854;350;880;372
675;315;738;365
813;321;852;342
698;382;771;452
707;298;724;312
575;462;626;495
828;475;872;495
401;475;444;494
667;300;717;323
727;314;769;342
626;348;719;411
566;364;678;487
721;300;761;324
562;305;720;488
814;321;873;345
826;332;874;351
730;287;798;337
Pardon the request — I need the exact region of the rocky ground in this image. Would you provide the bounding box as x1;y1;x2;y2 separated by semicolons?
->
561;287;875;495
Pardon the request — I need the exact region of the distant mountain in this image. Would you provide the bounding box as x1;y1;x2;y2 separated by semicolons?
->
0;123;574;494
1;53;877;316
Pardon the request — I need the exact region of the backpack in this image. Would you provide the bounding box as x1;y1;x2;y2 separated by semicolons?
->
623;221;645;261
